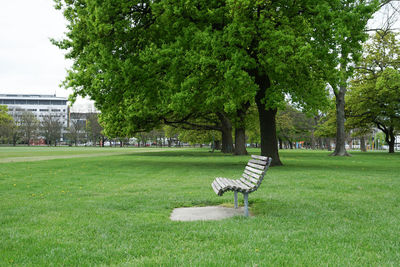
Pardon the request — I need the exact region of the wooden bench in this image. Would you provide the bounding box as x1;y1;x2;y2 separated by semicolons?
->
211;155;272;216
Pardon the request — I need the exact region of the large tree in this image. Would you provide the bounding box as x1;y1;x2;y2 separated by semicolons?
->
348;68;400;153
86;112;103;146
54;0;379;165
68;116;85;146
40;114;63;146
276;105;315;149
347;31;400;153
18;111;39;146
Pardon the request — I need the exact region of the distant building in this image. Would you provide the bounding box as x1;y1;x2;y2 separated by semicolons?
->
0;94;69;141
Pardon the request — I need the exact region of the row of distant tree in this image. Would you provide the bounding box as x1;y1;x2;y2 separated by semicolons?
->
0;107;60;146
0;107;104;146
67;113;104;146
0;101;393;152
128;102;390;152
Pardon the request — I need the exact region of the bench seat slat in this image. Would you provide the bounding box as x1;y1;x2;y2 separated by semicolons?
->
247;162;265;170
249;159;267;166
215;177;226;187
212;180;222;193
240;177;255;189
242;173;258;184
226;178;240;190
220;178;234;189
245;165;264;175
244;169;260;179
211;182;220;195
231;179;249;190
215;178;227;190
251;155;268;161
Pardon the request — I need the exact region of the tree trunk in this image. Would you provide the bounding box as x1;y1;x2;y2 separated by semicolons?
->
214;140;221;150
332;87;350;156
386;128;395;153
255;74;282;166
310;134;316;150
234;127;248;155
217;112;234;154
318;138;323;150
360;136;366;152
278;138;283;150
326;138;332;151
234;104;249;155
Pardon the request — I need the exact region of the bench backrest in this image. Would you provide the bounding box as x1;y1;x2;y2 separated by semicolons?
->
239;155;272;192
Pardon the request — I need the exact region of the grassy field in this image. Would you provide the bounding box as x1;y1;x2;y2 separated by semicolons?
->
0;148;399;266
0;146;179;159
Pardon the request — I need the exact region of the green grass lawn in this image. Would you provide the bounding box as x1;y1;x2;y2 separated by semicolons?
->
0;146;177;159
0;149;399;266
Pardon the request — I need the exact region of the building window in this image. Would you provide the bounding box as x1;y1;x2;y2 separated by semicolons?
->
27;109;37;111
51;109;61;112
39;100;50;105
39;109;49;112
27;100;39;105
51;100;64;105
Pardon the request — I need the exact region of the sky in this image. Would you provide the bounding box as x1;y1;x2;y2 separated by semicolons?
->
0;0;93;111
0;1;398;111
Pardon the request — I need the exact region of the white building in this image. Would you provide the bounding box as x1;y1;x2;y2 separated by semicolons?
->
0;94;69;141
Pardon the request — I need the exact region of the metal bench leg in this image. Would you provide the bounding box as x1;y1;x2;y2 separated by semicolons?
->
243;193;249;217
234;191;238;208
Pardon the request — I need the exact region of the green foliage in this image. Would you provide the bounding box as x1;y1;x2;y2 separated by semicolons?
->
18;111;40;145
163;125;179;139
376;68;400;129
245;106;260;144
85;113;104;144
40;115;63;146
277;104;315;142
347;31;400;147
53;0;377;142
0;105;15;143
178;129;220;145
314;104;337;139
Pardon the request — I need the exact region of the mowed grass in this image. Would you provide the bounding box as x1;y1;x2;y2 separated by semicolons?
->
0;149;399;266
0;146;174;159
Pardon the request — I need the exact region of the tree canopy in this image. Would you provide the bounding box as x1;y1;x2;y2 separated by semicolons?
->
54;0;380;165
0;105;14;143
347;31;400;153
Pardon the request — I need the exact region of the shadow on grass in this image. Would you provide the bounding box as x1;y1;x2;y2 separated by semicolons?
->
127;150;247;158
56;149;400;179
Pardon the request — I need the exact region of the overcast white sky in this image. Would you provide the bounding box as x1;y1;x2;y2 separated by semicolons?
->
0;0;94;111
0;1;398;110
0;0;69;96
